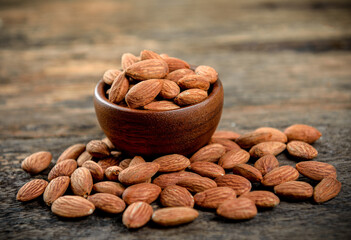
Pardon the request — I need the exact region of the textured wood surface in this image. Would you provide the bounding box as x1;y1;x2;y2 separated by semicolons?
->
0;0;351;239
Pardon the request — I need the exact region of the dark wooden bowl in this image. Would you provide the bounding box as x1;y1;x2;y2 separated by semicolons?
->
94;79;224;158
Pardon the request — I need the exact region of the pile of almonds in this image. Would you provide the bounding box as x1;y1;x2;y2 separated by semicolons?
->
16;124;341;228
102;50;218;110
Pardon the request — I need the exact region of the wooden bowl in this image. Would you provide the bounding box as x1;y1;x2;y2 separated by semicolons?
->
94;79;224;158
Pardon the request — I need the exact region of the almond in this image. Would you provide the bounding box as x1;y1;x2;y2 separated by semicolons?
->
218;149;250;169
217;198;257;220
118;162;160;185
159;79;180;99
194;187;236;209
82;160;104;181
70;167;93;198
209;138;241;152
212;130;241;140
140;50;164;60
274;181;313;200
153;171;202;189
249;141;286;158
101;137;116;150
177;177;217;193
166;68;195;83
108;71;129;104
295;161;337;181
122;201;153;228
144;100;180;111
125;79;163;108
284;124;322;143
195;65;218;84
214;175;251;195
93;181;125;197
86;140;110;158
177;75;210;91
121;53;139;70
190;143;226;163
77;151;93;167
122;183;161;205
98;157;120;172
188;162;225;178
110;151;122;158
313;177;342;203
160;53;169;58
102;69;121;85
254;127;287;143
240;191;280;208
125;59;169;80
51;195;95;218
43;176;70;206
88;193;126;214
129;156;146;167
174;89;208;106
160;185;194;207
287;141;318;160
153;154;190;172
152;207;198;226
57;143;85;164
21;151;52;175
233;164;263;182
16;179;48;202
254;154;279;175
104;166;123;181
235;131;272;149
48;159;77;181
163;57;190;72
119;158;132;169
261;165;299;186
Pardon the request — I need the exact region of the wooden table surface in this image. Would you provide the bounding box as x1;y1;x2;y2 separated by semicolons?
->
1;0;351;239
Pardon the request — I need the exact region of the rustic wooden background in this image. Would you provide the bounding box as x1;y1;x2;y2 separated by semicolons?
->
1;0;351;239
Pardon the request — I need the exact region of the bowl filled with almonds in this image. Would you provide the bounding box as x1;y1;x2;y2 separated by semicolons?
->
94;50;224;157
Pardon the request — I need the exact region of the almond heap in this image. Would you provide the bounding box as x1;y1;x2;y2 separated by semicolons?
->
16;117;340;227
102;50;219;110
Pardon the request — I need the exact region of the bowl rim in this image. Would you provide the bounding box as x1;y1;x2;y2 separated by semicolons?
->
95;78;223;115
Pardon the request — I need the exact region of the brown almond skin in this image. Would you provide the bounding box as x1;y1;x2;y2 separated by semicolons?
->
48;159;77;181
195;65;218;84
254;154;279;176
249;141;286;158
284;124;322;143
140;50;164;60
144;100;180;111
190;143;226;163
88;193;126;214
119;158;132;169
123;201;153;228
16;179;48;202
313;177;342;203
188;162;225;178
152;171;202;189
159;80;180;99
194;187;236;209
163;57;190;72
43;176;70;206
215;175;252;196
21;151;52;175
108;71;129;104
261;166;300;187
177;177;217;193
82;160;104;181
104;166;123;181
122;183;161;205
93;181;125;197
177;75;210;91
174;89;208;106
254;127;287;143
235;131;272;149
121;53;139;70
240;191;280;208
212;130;241;140
233;164;263;182
102;137;116;150
102;69;121;85
77;151;93;167
217;198;257;220
166;68;195;83
287;141;318;160
218;149;250;170
153;154;190;172
57;143;86;164
274;181;313;200
70;167;93;198
296;161;337;181
118;162;160;185
209;138;241;152
152;207;198;226
125;79;163;108
125;59;169;80
51;195;95;218
86;140;110;158
97;157;120;172
160;185;194;207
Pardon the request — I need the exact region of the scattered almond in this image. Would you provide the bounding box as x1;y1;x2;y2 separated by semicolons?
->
21;151;52;175
313;177;341;203
118;162;160;185
104;166;123;181
56;143;85;164
254;127;287;143
188;161;225;178
233;164;263;182
152;171;202;189
153;154;190;172
287;141;318;160
190;143;226;163
122;201;153;228
48;159;77;181
217;198;257;220
43;176;70;206
235;131;272;149
274;181;313;200
70;167;93;198
296;161;337;181
249;141;286;158
160;185;194;207
88;193;126;214
86;140;110;158
284;124;322;143
218;149;250;169
177;176;217;193
77;151;93;167
194;187;236;209
82;160;104;181
122;183;161;205
261;166;299;187
214;175;252;195
209;138;241;152
254;154;279;176
16;179;48;202
51;195;95;218
240;191;280;208
152;207;198;226
93;181;125;197
212;130;241;140
128;156;146;167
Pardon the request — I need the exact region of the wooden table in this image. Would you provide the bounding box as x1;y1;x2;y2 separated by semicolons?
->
1;0;350;239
